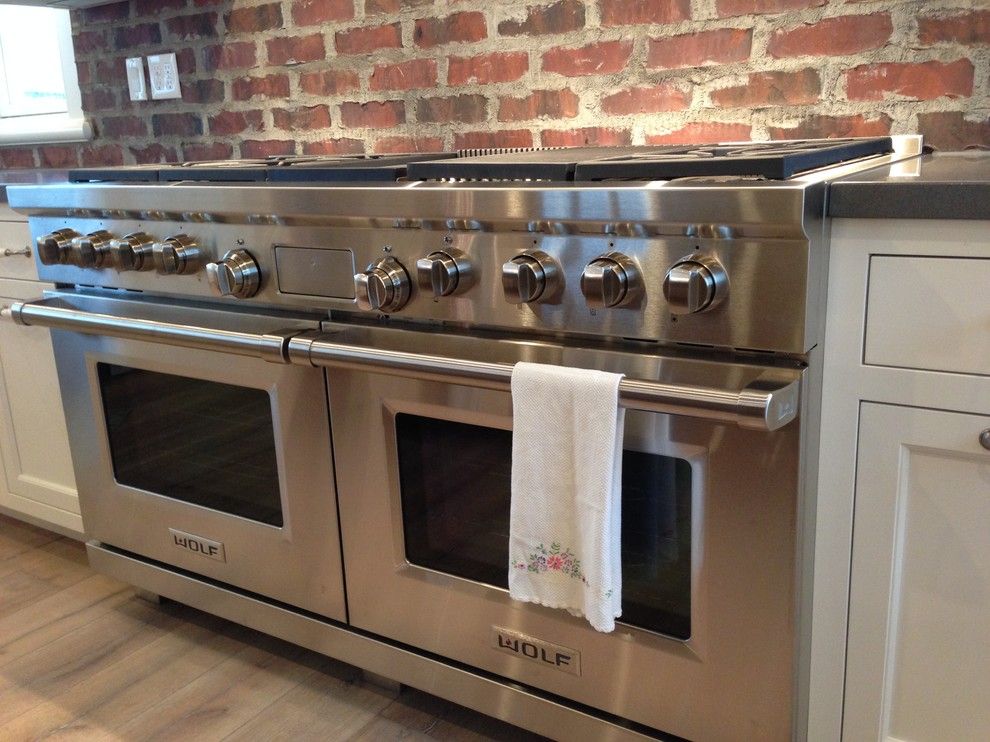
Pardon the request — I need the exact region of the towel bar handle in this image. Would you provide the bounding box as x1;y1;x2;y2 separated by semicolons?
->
2;298;800;432
2;299;302;364
289;336;800;432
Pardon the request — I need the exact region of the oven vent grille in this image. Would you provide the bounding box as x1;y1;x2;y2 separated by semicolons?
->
425;147;566;182
455;147;562;158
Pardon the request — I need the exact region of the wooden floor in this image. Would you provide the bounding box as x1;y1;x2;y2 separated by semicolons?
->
0;514;548;742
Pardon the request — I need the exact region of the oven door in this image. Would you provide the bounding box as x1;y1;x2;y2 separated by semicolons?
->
14;291;346;621
300;324;803;741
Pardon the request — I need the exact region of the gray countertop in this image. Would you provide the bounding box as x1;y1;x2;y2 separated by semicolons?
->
0;169;68;204
829;151;990;220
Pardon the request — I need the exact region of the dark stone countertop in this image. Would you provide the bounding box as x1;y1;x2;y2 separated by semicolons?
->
0;169;69;204
829;151;990;220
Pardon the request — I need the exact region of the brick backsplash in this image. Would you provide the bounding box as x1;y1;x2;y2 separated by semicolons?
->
1;0;988;169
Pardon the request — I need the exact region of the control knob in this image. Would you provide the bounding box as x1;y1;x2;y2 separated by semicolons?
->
109;232;155;271
354;256;410;313
35;229;79;265
416;249;472;298
580;252;642;309
153;234;202;275
206;249;261;299
662;255;728;314
70;230;114;268
501;251;561;304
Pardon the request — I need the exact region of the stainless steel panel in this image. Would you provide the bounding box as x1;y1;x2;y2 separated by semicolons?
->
19;214;815;353
49;292;346;621
329;364;801;741
9;180;813;234
275;245;355;298
86;542;660;742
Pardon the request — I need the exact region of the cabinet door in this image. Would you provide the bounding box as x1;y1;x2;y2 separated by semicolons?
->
844;403;990;741
0;279;80;534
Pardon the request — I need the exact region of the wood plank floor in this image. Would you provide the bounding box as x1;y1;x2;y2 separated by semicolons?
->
0;514;548;742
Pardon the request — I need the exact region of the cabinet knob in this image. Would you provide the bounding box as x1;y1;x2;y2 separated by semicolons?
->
980;429;990;451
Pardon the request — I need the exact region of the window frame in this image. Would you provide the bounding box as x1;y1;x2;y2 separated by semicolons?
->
0;6;91;146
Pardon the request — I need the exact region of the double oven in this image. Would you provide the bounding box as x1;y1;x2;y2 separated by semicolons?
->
6;174;827;741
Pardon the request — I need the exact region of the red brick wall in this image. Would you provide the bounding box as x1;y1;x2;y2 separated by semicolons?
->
1;0;987;169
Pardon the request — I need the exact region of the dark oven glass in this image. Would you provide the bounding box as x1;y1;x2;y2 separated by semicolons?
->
98;363;283;527
396;414;692;639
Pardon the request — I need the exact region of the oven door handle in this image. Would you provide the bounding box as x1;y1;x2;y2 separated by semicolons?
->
2;298;301;364
289;336;800;432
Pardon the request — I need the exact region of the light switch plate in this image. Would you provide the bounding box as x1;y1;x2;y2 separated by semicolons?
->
125;57;147;101
147;52;182;100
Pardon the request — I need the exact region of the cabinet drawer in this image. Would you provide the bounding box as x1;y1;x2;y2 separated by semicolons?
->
865;256;989;376
0;220;38;281
0;203;23;221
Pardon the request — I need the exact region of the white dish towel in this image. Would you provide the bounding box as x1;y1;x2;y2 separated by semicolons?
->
508;361;625;633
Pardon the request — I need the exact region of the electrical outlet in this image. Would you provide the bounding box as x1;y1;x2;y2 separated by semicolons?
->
125;57;147;101
147;52;182;100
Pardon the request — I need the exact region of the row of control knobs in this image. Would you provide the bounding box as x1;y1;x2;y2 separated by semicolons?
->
36;229;261;299
38;229;728;312
356;250;728;315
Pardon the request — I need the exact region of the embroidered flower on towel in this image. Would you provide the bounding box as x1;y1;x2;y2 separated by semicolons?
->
513;542;585;581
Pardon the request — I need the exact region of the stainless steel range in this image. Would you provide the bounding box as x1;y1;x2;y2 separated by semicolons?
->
4;137;922;741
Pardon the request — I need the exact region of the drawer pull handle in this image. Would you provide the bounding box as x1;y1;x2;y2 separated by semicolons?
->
980;429;990;451
3;246;31;258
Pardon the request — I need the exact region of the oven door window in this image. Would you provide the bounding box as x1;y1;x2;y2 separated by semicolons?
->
98;363;283;527
396;413;691;639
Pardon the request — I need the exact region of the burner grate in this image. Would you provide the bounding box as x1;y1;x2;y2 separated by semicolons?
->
407;138;894;182
67;138;894;185
68;153;459;184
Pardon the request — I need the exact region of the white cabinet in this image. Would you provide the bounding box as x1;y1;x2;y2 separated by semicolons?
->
0;216;38;281
809;218;990;741
0;204;80;535
845;404;990;741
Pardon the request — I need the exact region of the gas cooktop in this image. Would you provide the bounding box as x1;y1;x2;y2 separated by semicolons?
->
68;153;459;184
18;134;924;360
408;138;894;181
68;138;894;185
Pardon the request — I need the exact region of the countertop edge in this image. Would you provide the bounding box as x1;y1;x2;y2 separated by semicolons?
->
828;181;990;220
827;151;990;220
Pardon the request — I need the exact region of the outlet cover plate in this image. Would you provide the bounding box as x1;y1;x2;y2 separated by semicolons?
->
125;57;147;101
147;52;181;100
